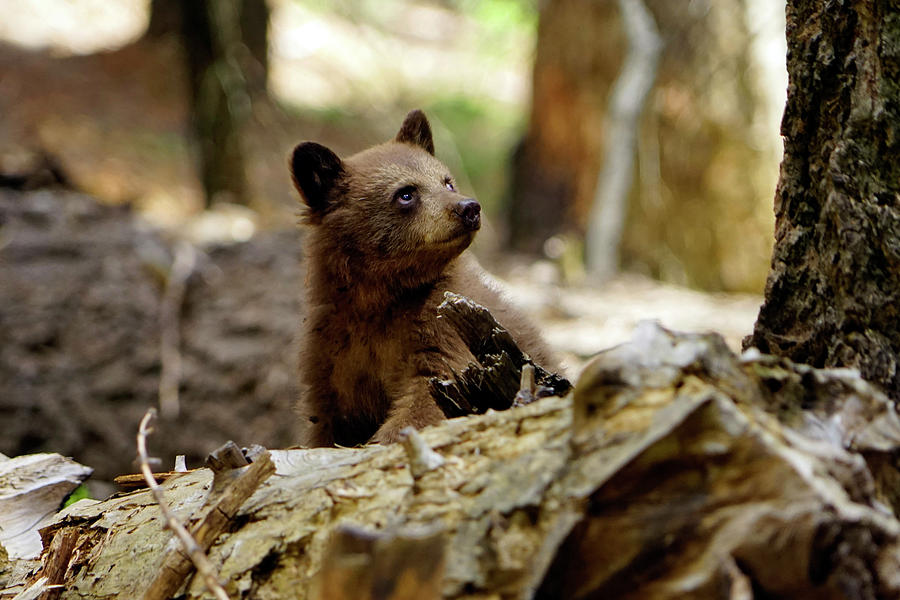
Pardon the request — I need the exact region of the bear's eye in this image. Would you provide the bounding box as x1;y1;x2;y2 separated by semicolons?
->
393;185;418;208
444;177;455;191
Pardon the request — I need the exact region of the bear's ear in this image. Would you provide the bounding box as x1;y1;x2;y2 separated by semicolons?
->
289;142;345;212
395;109;435;156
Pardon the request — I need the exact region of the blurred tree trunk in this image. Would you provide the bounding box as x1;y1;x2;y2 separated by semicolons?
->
622;0;777;292
238;0;270;91
509;0;777;292
146;0;182;39
146;0;270;207
507;0;621;254
181;0;249;207
746;2;900;399
585;0;660;281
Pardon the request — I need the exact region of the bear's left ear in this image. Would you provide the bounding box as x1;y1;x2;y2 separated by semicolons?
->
395;109;435;156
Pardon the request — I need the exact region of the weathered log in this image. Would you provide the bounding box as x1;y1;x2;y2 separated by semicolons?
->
311;525;445;600
140;441;275;600
5;323;900;599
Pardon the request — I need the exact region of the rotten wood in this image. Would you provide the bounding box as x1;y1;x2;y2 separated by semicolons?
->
311;525;445;600
134;419;277;600
141;440;275;600
0;454;92;561
136;409;230;600
113;471;188;490
115;442;266;491
205;441;250;471
34;529;76;600
429;292;571;418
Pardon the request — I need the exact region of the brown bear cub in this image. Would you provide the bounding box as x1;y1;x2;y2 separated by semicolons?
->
290;109;559;447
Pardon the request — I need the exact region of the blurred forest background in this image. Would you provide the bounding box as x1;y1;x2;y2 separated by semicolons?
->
1;0;786;289
0;0;788;482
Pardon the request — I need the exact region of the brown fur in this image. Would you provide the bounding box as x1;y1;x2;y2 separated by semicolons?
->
290;110;559;446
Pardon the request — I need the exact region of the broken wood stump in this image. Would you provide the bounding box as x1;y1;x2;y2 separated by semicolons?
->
429;292;571;418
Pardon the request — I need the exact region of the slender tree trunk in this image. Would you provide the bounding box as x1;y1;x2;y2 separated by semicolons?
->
585;0;661;281
181;0;250;207
746;1;900;399
146;0;270;208
239;0;270;91
146;0;182;39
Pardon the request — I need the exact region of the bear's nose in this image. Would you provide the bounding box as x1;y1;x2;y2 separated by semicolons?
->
454;198;481;231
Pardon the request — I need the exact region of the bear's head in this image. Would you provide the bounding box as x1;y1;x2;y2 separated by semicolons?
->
290;110;481;289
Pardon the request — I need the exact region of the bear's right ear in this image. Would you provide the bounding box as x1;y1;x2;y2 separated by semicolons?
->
289;142;345;212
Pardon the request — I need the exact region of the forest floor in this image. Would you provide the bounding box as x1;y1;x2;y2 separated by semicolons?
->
499;267;761;376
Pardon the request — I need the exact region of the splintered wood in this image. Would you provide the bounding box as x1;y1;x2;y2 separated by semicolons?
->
429;292;571;417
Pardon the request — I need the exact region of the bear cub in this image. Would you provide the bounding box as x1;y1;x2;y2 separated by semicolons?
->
290;109;558;447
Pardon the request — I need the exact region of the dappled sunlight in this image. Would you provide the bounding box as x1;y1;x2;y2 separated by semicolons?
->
268;0;530;109
0;0;146;54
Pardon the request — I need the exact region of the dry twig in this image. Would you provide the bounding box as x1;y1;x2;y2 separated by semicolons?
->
137;409;230;600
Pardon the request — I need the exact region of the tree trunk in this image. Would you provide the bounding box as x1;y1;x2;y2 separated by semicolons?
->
181;0;250;207
746;1;900;399
146;0;270;208
621;0;777;291
239;0;270;92
584;0;661;281
508;0;777;292
145;0;182;39
507;0;622;253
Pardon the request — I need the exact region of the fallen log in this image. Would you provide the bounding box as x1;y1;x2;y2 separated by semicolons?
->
4;323;900;599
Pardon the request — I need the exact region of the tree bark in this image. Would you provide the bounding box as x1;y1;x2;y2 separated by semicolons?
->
746;1;900;399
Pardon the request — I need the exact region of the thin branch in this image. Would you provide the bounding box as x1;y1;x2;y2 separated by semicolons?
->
585;0;662;281
158;241;196;419
137;409;231;600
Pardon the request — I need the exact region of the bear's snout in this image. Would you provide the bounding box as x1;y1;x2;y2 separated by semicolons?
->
454;198;481;231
